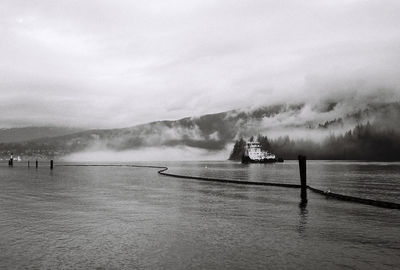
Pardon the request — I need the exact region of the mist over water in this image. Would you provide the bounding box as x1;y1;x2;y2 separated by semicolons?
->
58;94;400;161
1;93;399;162
63;146;231;162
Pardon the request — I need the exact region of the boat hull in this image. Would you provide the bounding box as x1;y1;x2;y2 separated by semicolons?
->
241;155;277;164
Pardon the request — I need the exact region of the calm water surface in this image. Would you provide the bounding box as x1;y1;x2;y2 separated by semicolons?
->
0;161;399;269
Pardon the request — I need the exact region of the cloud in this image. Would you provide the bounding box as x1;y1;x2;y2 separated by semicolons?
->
1;0;400;128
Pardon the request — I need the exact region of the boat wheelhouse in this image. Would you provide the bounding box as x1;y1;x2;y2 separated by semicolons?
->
242;141;277;163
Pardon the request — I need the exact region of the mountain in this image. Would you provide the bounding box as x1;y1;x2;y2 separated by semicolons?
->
1;100;400;160
0;127;83;143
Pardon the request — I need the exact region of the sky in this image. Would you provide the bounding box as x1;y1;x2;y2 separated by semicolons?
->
1;0;399;128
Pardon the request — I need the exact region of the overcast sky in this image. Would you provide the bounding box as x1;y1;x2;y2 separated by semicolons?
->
1;0;399;128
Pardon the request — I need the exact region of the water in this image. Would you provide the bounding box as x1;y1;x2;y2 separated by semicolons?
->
0;161;399;269
166;160;400;203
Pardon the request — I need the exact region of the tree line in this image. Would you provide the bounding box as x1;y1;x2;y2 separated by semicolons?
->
229;122;400;161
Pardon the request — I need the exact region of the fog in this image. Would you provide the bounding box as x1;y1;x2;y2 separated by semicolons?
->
38;92;400;161
62;146;231;162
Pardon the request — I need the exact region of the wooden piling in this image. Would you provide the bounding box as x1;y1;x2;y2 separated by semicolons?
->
50;160;53;170
298;155;307;203
9;153;13;167
28;161;30;168
35;160;38;169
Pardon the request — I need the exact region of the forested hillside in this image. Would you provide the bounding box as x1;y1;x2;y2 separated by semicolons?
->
229;122;400;161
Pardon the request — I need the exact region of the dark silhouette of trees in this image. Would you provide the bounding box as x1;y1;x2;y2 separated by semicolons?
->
228;137;246;160
229;122;400;161
257;134;271;151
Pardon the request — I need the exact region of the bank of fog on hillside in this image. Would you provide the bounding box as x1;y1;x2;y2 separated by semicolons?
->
229;123;400;161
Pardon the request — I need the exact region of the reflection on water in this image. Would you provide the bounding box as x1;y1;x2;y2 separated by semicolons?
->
0;161;399;269
297;204;308;235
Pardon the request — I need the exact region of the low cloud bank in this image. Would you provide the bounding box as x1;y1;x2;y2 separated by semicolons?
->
62;146;230;162
2;88;400;161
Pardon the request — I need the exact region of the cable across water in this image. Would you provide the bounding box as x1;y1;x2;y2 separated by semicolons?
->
56;163;400;210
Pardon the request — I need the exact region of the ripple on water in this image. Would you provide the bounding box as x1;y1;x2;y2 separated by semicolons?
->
0;162;399;269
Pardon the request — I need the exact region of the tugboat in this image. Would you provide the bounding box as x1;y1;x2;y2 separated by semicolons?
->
241;141;279;163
